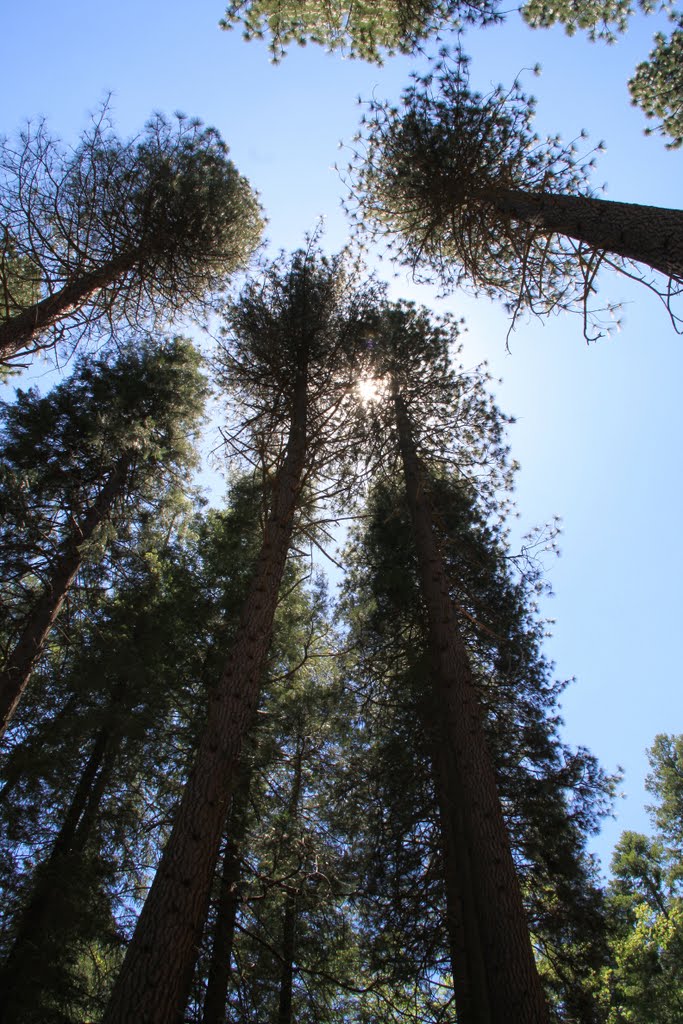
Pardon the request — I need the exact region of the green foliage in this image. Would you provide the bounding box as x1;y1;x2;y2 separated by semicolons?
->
355;299;516;502
0;231;40;321
220;0;501;62
521;1;683;148
335;309;616;1019
597;736;683;1022
0;107;263;361
520;0;657;42
213;247;384;526
0;477;274;1021
339;470;614;1021
209;584;363;1024
347;50;614;332
629;18;683;148
0;337;206;646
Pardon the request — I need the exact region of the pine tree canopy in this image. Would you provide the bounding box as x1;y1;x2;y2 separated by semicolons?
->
346;50;683;338
0;108;263;365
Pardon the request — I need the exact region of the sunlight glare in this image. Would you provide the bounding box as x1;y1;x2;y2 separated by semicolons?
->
356;376;387;405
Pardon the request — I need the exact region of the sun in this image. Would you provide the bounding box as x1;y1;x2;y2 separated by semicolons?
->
356;376;387;405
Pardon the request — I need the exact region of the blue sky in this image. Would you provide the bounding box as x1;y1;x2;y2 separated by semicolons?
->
3;0;682;872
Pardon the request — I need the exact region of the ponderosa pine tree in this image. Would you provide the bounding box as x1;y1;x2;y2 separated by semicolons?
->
0;555;195;1022
0;109;263;365
347;52;683;337
0;337;207;739
629;17;683;149
101;248;378;1024
342;300;615;1022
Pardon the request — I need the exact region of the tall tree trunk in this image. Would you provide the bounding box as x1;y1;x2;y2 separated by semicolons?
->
201;766;252;1024
394;389;549;1024
0;726;118;1021
487;188;683;280
102;365;309;1024
423;703;492;1024
277;892;298;1024
0;251;138;363
0;456;131;740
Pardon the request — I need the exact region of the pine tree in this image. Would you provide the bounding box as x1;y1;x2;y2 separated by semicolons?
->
0;337;207;738
521;1;683;149
347;51;683;337
338;299;615;1022
0;478;276;1021
101;248;378;1023
0;109;263;365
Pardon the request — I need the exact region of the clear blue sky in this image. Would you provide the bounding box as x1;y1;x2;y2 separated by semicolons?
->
3;0;682;873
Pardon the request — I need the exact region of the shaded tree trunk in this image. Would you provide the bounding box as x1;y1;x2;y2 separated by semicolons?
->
102;364;309;1024
424;704;492;1024
0;251;138;363
488;189;683;280
394;388;549;1024
0;725;118;1021
277;892;298;1024
0;456;131;739
201;766;252;1024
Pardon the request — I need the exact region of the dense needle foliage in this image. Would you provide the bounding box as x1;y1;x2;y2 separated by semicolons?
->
0;109;263;364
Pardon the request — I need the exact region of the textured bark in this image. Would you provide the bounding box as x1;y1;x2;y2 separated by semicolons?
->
489;189;683;280
102;366;309;1024
0;251;138;363
0;457;131;739
201;767;252;1024
424;706;491;1024
394;390;549;1024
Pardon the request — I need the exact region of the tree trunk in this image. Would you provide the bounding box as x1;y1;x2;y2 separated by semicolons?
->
277;893;298;1024
489;188;683;281
201;766;252;1024
0;457;131;740
51;725;114;858
102;365;309;1024
0;726;118;1021
0;251;138;364
423;704;492;1024
394;389;549;1024
275;739;305;1024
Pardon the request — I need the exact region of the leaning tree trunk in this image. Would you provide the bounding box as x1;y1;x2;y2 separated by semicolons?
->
488;188;683;281
201;765;253;1024
0;250;139;364
102;365;309;1024
0;456;131;739
394;389;549;1024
